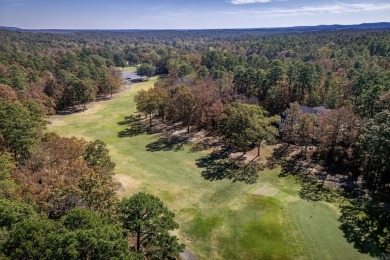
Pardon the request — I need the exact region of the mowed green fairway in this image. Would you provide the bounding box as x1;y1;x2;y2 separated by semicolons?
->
48;78;371;260
121;66;137;72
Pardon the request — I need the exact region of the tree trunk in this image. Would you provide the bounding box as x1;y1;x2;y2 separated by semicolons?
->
136;228;141;251
320;172;328;187
187;124;190;133
257;140;262;158
149;113;152;127
304;137;308;159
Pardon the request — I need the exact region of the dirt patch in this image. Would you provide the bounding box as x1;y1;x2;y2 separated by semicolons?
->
151;120;221;147
230;143;278;165
180;248;197;260
114;174;141;197
252;184;279;196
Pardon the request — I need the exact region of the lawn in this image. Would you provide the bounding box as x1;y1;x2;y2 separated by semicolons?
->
48;78;371;259
120;66;137;72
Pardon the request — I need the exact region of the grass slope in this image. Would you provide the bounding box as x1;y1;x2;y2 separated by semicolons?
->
48;78;371;260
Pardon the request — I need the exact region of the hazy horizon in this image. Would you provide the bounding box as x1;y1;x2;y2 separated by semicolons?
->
2;21;390;31
1;0;390;30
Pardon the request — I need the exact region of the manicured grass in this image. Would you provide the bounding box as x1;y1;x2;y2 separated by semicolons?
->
286;200;371;260
48;78;371;259
121;66;137;72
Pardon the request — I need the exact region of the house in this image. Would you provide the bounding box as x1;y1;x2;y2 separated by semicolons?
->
279;105;331;131
300;105;331;115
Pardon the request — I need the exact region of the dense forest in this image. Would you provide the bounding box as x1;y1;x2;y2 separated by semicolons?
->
0;28;389;258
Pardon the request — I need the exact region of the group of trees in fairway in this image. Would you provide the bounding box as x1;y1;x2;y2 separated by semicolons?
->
135;79;280;156
135;77;224;132
221;102;280;156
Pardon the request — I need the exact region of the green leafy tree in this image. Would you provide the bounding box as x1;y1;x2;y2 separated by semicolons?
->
58;52;78;72
357;111;390;195
71;225;135;260
316;107;361;164
0;198;28;257
62;208;135;260
44;229;79;260
352;71;390;117
0;99;46;161
0;154;17;198
3;217;61;259
83;139;115;173
234;66;263;96
137;63;156;80
113;53;126;68
178;63;193;78
118;192;184;258
3;208;134;260
169;87;197;133
281;102;303;142
8;65;28;90
71;79;94;109
197;66;209;77
134;87;168;126
202;50;225;69
221;102;280;156
0;198;37;229
295;113;315;158
62;208;105;230
267;59;284;87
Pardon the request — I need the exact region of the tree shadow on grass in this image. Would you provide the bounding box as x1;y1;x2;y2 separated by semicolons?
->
117;114;148;138
278;150;390;257
339;200;390;258
298;177;341;202
145;135;189;152
195;149;261;184
278;152;343;202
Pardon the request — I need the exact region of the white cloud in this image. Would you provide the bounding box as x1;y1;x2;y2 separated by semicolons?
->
230;0;271;4
221;3;390;16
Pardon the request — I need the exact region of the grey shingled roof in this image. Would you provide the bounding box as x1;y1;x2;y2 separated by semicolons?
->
299;105;317;114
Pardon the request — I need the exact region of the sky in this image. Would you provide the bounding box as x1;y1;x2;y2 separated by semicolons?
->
1;0;390;29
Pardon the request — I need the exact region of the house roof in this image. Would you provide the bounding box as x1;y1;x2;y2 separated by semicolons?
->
299;105;317;114
299;105;331;114
313;106;331;113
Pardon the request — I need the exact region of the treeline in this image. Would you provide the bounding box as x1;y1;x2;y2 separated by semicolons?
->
1;29;389;115
282;103;389;198
121;31;390;120
0;31;124;113
0;98;184;257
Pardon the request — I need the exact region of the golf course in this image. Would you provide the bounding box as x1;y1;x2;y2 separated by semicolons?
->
48;77;371;260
